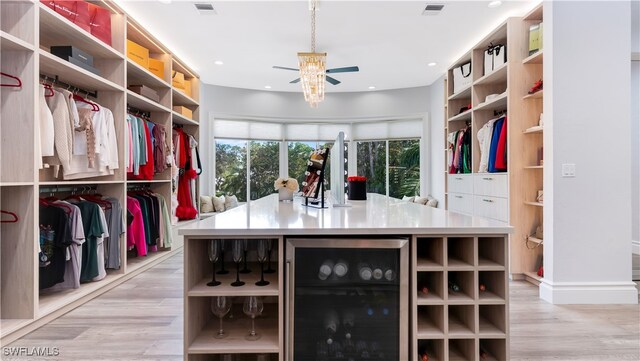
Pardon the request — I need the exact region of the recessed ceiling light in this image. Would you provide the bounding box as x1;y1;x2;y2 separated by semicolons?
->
214;60;224;65
428;62;437;67
264;85;272;89
488;0;502;8
158;0;171;4
368;86;376;90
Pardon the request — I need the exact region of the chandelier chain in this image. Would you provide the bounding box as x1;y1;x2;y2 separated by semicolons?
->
311;0;316;52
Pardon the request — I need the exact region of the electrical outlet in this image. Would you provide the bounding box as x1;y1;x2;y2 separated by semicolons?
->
562;163;576;177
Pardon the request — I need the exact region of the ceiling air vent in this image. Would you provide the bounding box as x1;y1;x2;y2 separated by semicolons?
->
194;3;216;15
422;4;444;16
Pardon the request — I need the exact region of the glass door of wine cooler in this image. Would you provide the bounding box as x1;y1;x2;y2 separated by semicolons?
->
286;238;408;361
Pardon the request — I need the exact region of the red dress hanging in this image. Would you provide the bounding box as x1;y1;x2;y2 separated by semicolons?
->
175;128;197;220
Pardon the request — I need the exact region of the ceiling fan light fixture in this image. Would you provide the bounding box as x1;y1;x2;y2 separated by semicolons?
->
298;52;326;108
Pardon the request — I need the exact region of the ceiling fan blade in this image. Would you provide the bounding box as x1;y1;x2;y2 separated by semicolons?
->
325;76;341;85
289;78;301;84
273;66;299;71
326;66;359;74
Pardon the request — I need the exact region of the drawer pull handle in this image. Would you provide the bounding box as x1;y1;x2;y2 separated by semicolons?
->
482;177;493;181
455;177;463;180
483;199;493;203
455;196;463;199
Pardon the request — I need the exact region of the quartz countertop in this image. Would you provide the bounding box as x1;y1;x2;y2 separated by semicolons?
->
178;194;511;236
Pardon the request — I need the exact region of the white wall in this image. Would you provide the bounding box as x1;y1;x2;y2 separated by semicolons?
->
428;76;446;208
541;0;636;304
631;0;640;254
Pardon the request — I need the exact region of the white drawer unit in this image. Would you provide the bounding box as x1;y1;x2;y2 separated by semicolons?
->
474;173;508;198
448;174;474;194
474;195;509;222
448;192;474;215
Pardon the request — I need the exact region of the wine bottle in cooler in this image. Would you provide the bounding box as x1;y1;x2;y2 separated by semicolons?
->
324;310;339;344
318;259;334;280
357;262;372;281
372;264;384;280
342;310;355;339
384;266;396;281
356;340;370;359
333;259;349;278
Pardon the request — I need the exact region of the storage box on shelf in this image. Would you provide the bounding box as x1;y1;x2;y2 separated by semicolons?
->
184;237;284;361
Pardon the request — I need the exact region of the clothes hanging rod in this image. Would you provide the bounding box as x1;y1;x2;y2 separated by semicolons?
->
126;105;151;119
39;74;98;98
39;185;98;194
127;183;153;190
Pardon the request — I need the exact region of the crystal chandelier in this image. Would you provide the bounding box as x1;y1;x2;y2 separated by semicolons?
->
298;0;326;108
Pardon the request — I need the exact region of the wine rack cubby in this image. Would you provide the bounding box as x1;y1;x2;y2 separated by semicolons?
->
417;271;445;303
447;237;475;268
449;339;476;361
418;339;446;361
447;271;475;303
479;338;507;361
416;237;445;269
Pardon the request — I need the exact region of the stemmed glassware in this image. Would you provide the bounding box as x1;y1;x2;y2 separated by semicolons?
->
231;240;245;287
264;239;276;274
210;296;232;339
243;296;264;341
206;240;221;287
217;239;229;275
239;239;251;274
255;240;270;286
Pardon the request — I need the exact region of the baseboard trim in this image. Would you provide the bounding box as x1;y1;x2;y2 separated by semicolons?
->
632;240;640;255
539;279;638;304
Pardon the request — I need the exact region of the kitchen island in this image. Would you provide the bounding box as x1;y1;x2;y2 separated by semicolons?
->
180;194;512;361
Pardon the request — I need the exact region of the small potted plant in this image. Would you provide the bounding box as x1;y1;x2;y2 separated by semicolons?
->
347;176;367;201
274;177;299;202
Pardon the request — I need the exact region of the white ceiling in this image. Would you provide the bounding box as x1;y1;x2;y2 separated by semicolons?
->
116;0;539;92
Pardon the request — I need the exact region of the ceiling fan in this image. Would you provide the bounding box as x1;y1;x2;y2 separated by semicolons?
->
272;65;360;85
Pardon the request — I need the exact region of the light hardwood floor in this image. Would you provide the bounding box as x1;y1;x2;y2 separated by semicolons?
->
5;252;639;360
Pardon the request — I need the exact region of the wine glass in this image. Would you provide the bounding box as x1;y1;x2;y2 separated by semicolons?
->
231;240;245;287
243;296;264;341
264;239;275;274
217;239;229;275
206;240;221;287
239;239;251;274
255;239;270;286
210;296;232;339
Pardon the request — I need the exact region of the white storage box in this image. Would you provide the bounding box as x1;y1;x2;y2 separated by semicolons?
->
484;44;507;75
452;62;472;94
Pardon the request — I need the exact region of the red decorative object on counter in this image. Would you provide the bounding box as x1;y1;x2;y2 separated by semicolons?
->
347;176;367;201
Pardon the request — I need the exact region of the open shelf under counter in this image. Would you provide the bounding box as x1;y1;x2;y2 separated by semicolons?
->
524;126;543;134
523;90;543;100
172;88;199;107
448;85;472;101
187;310;280;354
188;264;279;297
1;30;35;51
417;291;445;305
126;89;171;113
477;259;505;271
39;50;124;92
126;58;171;89
473;92;508;112
479;317;506;337
416;316;445;339
523;50;543;64
474;63;508;86
446;291;475;304
416;259;444;271
38;3;123;60
478;290;506;305
448;109;472;123
172;111;199;126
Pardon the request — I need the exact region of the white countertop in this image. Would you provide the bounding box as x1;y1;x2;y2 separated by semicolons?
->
178;194;511;236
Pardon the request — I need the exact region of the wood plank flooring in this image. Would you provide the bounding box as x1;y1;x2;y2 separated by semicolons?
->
5;252;639;360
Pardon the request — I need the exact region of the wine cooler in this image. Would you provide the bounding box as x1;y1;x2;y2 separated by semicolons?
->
286;238;408;361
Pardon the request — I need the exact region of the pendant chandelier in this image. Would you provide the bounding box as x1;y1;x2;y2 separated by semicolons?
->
298;0;326;108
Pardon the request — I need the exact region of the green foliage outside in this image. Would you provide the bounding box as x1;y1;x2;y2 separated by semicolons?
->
249;141;280;200
215;140;247;201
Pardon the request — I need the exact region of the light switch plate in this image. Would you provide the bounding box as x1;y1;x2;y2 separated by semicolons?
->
562;163;576;177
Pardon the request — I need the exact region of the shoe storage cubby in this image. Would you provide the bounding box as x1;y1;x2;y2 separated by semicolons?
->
416;237;445;270
479;338;507;361
448;305;475;337
418;339;445;361
185;237;283;361
477;237;506;269
448;339;476;361
412;235;508;360
478;271;506;303
416;272;445;303
447;237;475;269
478;305;506;337
416;305;445;338
447;271;475;303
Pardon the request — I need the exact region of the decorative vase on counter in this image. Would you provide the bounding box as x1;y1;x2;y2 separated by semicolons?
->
278;188;294;201
347;176;367;201
274;177;299;202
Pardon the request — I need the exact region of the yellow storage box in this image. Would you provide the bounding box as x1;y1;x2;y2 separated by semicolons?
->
148;58;165;80
127;39;149;68
173;106;193;119
183;79;192;98
172;71;185;89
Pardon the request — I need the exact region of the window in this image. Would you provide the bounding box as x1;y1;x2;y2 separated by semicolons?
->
356;141;387;195
288;141;317;188
389;139;420;198
249;141;280;200
215;139;247;202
